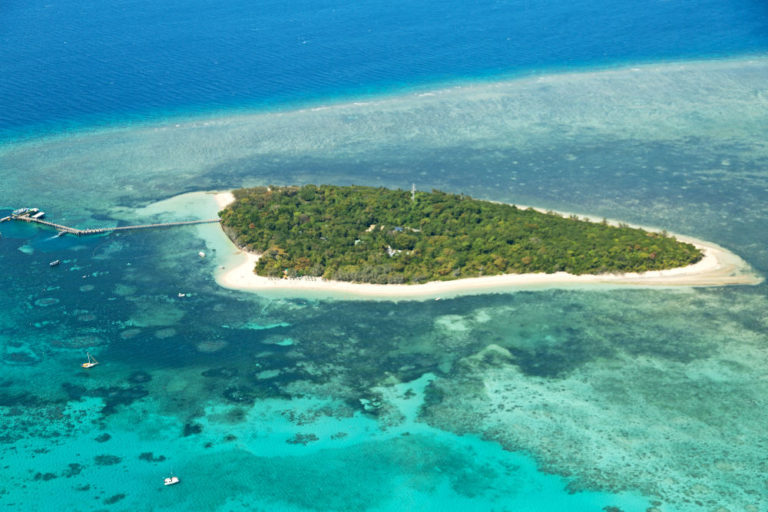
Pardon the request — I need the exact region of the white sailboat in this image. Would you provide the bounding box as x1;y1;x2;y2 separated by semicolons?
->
164;471;180;486
81;352;99;368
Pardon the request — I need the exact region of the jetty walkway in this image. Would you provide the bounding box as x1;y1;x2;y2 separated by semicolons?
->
1;213;220;236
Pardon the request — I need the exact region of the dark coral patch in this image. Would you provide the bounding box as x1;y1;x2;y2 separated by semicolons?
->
182;423;203;436
94;455;122;466
286;433;319;445
62;382;149;416
0;391;45;407
225;408;247;423
99;386;150;415
506;346;587;379
104;493;126;504
61;383;87;401
95;433;111;443
62;463;85;477
139;452;166;462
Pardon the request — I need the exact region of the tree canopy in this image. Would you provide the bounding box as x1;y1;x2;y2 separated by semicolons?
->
219;185;703;284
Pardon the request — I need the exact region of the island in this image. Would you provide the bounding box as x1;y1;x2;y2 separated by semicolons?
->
219;185;704;285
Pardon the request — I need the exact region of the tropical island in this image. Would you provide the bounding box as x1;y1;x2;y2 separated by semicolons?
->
218;185;703;285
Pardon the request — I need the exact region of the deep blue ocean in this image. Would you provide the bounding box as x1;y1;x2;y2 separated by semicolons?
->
2;0;768;511
2;0;768;140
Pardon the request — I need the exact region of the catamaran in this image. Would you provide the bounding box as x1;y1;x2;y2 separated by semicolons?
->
81;353;99;368
164;473;180;486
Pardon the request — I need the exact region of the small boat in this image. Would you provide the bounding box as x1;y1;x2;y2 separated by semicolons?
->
49;260;60;267
81;352;99;368
177;292;186;298
164;474;180;486
198;251;206;258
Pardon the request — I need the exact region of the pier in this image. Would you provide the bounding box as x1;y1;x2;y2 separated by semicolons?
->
5;211;221;236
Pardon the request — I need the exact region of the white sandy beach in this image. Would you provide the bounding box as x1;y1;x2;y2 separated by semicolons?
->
212;192;763;299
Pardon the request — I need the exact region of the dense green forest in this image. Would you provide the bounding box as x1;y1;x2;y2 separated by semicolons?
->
219;185;703;284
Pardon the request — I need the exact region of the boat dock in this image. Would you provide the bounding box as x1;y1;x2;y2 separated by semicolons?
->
5;209;221;236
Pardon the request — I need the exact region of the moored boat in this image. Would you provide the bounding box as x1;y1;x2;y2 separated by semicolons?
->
81;352;99;368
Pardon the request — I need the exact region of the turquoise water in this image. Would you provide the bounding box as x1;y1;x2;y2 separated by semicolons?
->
2;0;768;509
2;58;768;511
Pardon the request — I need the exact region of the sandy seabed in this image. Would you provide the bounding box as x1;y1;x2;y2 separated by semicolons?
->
212;192;762;300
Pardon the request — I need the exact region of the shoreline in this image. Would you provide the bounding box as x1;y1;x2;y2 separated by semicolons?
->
212;192;763;300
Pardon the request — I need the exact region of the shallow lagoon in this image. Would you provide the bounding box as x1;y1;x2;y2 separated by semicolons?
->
1;59;768;510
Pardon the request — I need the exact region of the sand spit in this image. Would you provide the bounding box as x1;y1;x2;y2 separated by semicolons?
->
213;191;235;210
213;192;762;300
